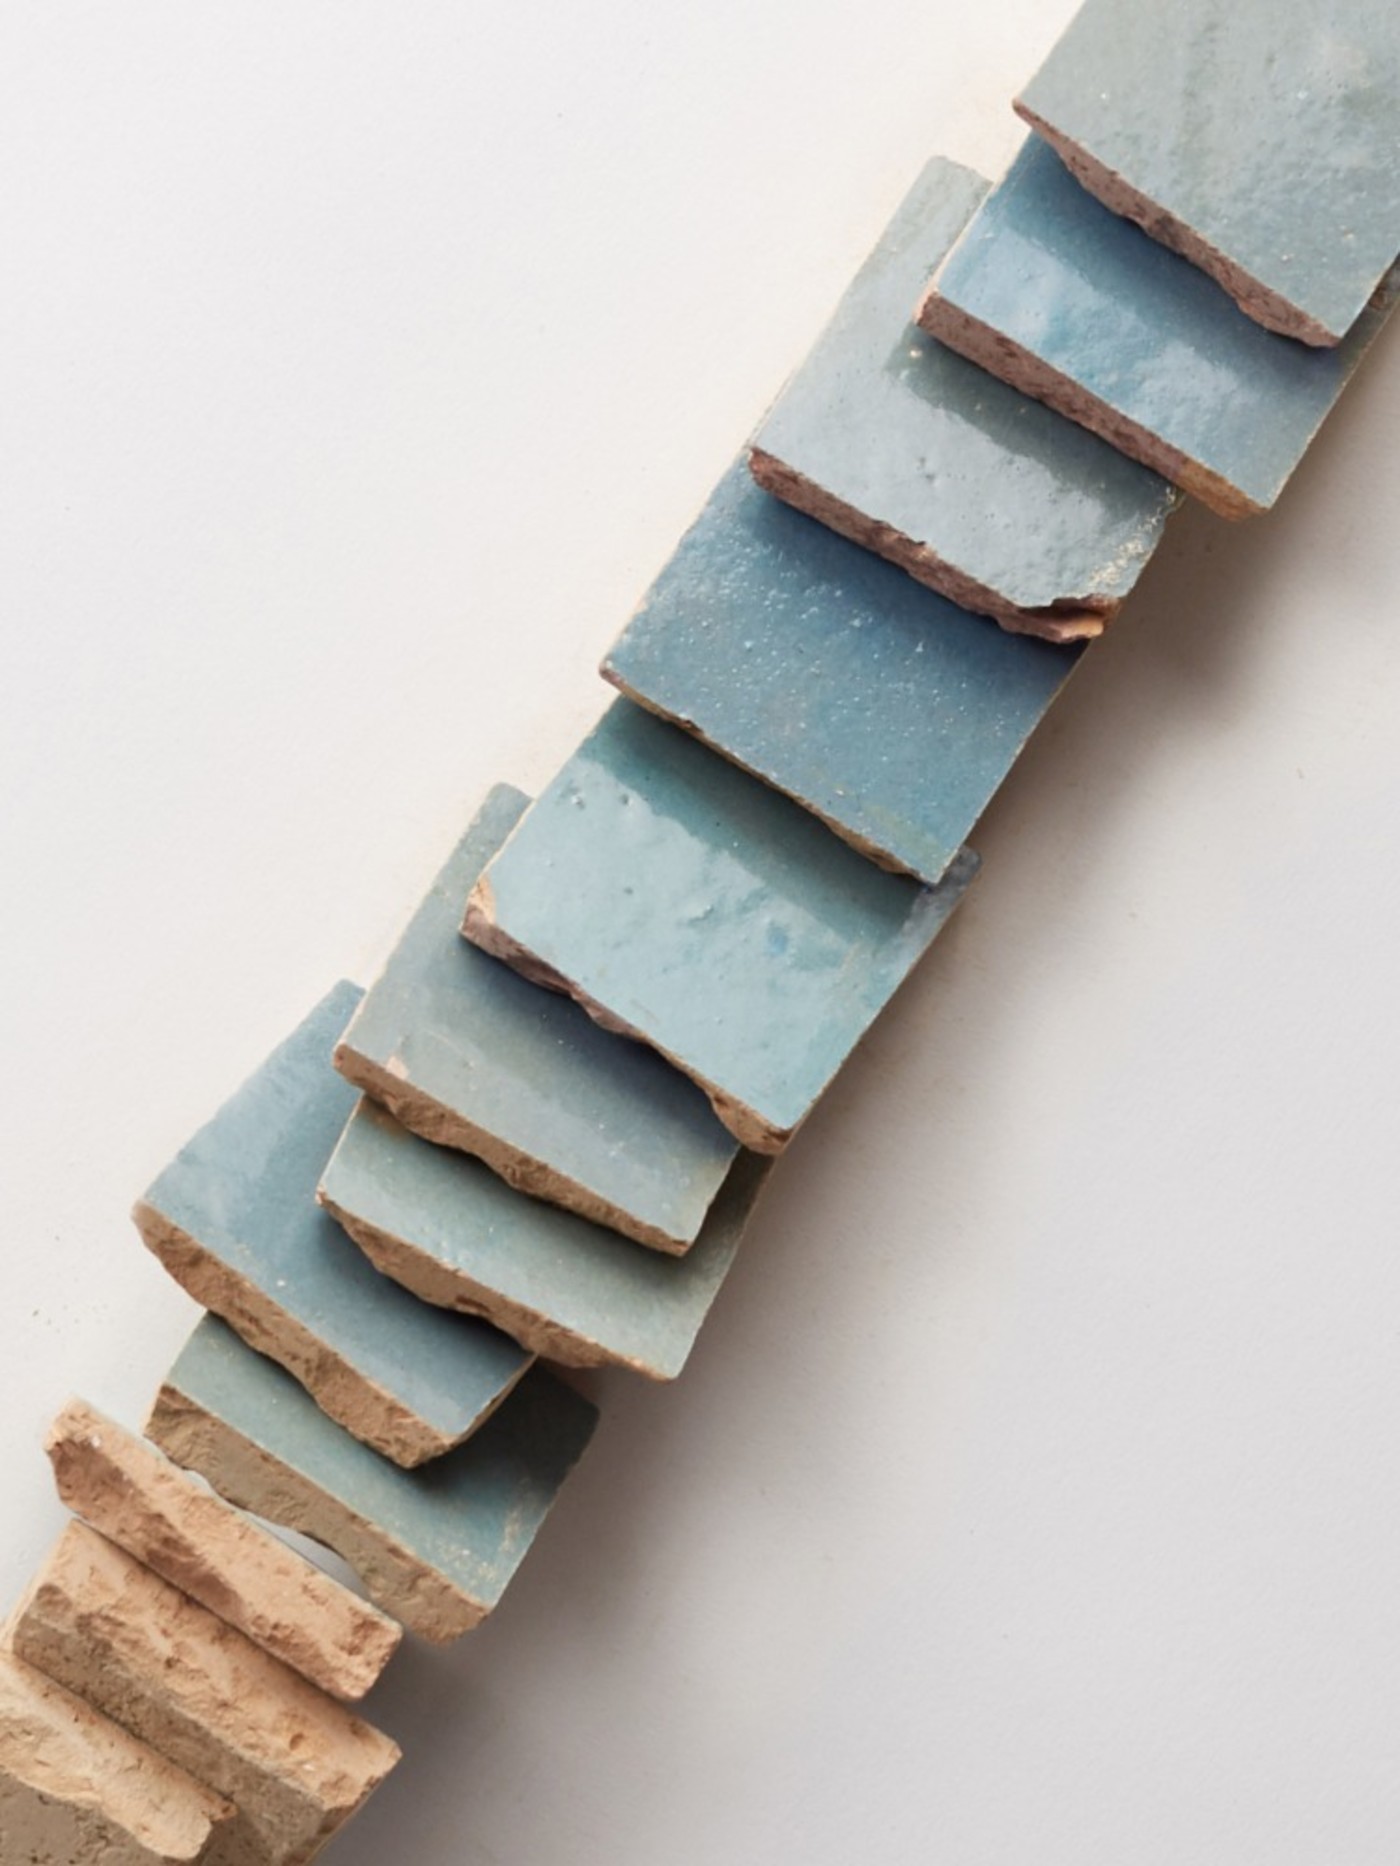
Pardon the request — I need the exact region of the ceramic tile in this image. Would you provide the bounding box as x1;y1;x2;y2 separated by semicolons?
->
919;137;1400;519
463;701;978;1152
319;1097;768;1380
134;981;531;1468
146;1315;598;1645
749;154;1176;642
1016;0;1400;346
336;785;738;1254
603;459;1081;885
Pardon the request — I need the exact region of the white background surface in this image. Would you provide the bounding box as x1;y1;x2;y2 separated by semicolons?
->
2;4;1399;1861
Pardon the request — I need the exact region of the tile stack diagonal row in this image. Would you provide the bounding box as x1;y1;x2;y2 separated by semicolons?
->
4;3;1395;1858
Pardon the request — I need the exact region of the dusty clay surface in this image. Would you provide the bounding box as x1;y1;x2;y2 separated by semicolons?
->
146;1387;486;1645
133;1200;464;1468
462;881;793;1155
47;1399;402;1702
915;285;1256;521
7;1522;401;1866
0;1643;234;1865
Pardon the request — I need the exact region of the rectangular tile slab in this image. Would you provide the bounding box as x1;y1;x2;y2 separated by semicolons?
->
1015;0;1400;347
134;979;532;1468
748;154;1176;641
463;700;978;1152
147;1315;599;1645
336;784;738;1254
319;1096;768;1377
919;137;1400;520
9;1520;400;1866
0;1645;235;1866
47;1398;401;1703
603;458;1082;885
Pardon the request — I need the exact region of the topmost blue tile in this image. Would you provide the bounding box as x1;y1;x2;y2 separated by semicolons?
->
1017;0;1400;346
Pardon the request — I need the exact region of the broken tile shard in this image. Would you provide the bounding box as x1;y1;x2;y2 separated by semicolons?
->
133;980;532;1468
1015;0;1400;346
919;138;1400;519
319;1096;768;1378
146;1315;598;1645
603;459;1082;885
9;1520;400;1866
0;1645;235;1866
463;701;978;1153
47;1398;401;1703
336;784;738;1254
748;153;1176;641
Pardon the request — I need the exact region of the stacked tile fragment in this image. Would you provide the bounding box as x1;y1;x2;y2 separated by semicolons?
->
3;1;1395;1855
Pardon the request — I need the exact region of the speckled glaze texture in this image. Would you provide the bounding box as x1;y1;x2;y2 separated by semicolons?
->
922;137;1400;517
148;1316;598;1645
465;701;978;1150
319;1097;768;1380
336;785;737;1253
135;981;531;1467
1016;0;1400;346
749;154;1175;634
603;460;1081;885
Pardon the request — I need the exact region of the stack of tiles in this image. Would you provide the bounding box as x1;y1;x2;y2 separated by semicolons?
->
5;0;1396;1853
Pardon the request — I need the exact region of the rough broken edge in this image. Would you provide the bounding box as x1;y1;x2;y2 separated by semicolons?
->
747;446;1112;643
333;1034;700;1256
914;281;1260;521
133;1197;530;1470
1014;101;1348;349
46;1398;402;1703
462;877;795;1155
145;1382;493;1645
0;1643;236;1866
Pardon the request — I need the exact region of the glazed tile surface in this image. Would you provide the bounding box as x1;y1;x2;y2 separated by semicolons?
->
1017;0;1400;345
603;459;1081;885
749;154;1175;634
337;784;737;1252
922;138;1400;517
319;1097;768;1380
149;1315;598;1642
465;701;978;1149
135;981;531;1464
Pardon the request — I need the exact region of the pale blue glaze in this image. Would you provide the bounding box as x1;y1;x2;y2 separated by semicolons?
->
338;785;737;1249
603;460;1081;885
474;703;978;1143
1019;0;1400;344
751;154;1175;614
155;1316;597;1626
139;982;530;1449
932;138;1400;512
320;1098;768;1380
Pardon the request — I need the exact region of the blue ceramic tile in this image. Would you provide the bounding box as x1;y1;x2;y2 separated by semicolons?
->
147;1315;598;1645
749;154;1176;641
920;138;1400;518
1017;0;1400;346
319;1097;768;1381
336;785;737;1253
603;459;1081;885
134;982;532;1468
464;701;978;1152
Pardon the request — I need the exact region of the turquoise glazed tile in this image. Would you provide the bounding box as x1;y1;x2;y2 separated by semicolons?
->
602;459;1082;886
133;981;532;1469
147;1315;597;1644
463;701;978;1152
336;785;738;1255
1016;0;1400;347
748;154;1176;642
919;138;1400;520
319;1097;768;1380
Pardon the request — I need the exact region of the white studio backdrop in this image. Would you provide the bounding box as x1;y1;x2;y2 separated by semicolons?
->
2;4;1398;1862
